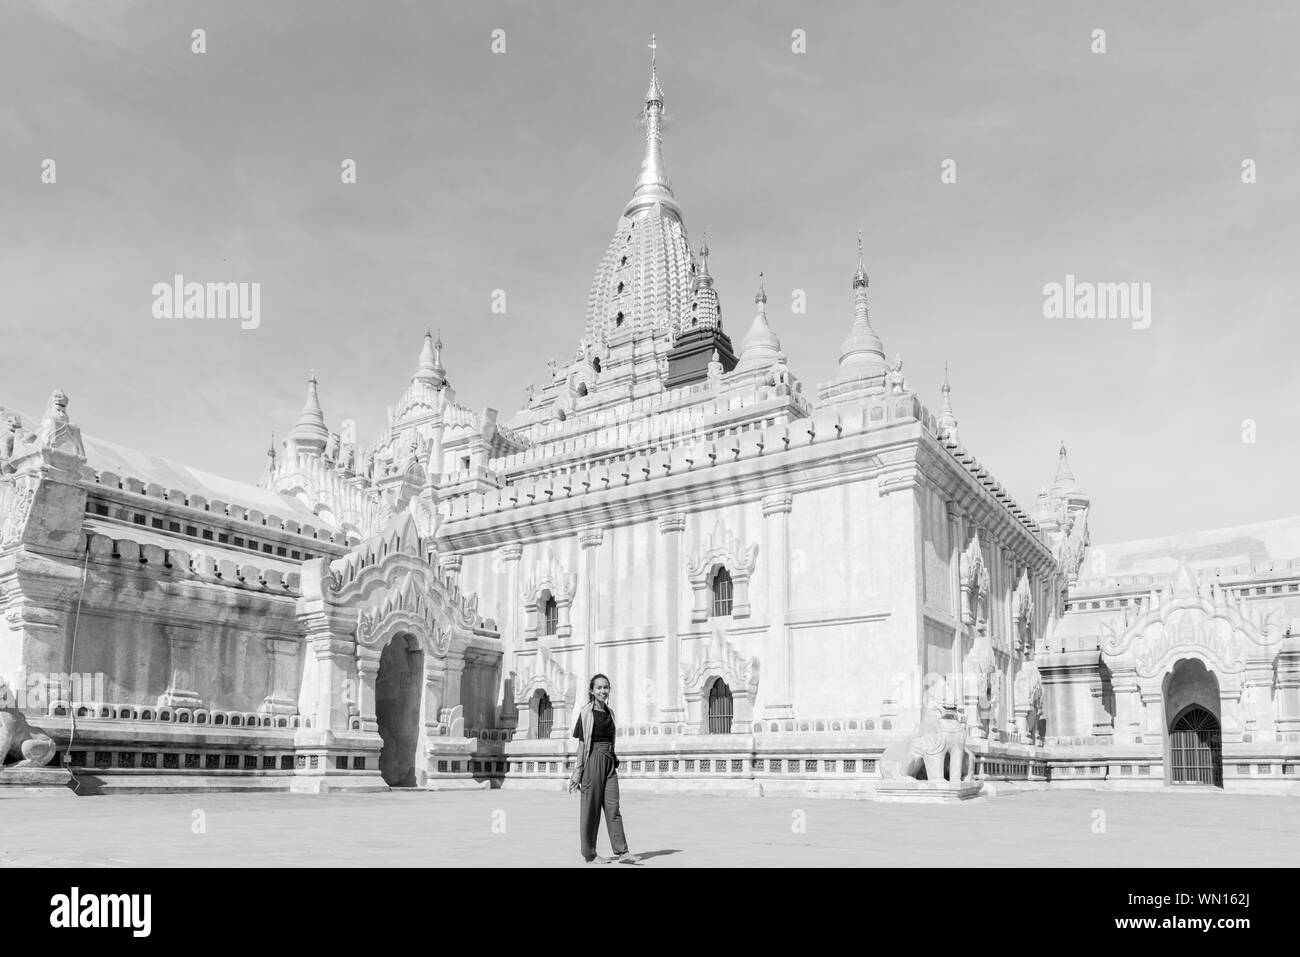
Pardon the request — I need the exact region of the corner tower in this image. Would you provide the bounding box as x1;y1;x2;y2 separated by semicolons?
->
665;235;738;389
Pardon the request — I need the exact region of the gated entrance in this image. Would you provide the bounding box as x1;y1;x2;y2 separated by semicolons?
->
1168;704;1222;787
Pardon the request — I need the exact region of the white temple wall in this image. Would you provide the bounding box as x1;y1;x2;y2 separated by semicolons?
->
786;476;913;717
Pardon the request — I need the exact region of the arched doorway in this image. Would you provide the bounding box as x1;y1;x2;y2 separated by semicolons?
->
1164;658;1223;788
376;634;425;787
1168;705;1222;786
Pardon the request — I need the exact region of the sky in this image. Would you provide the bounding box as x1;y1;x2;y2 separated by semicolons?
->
1;0;1297;545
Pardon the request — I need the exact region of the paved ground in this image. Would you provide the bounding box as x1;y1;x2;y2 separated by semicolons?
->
1;787;1295;867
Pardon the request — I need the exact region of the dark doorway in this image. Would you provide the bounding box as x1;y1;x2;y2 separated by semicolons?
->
375;635;425;787
1168;704;1222;787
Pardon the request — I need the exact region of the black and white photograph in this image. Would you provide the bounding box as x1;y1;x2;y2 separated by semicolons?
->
0;0;1293;931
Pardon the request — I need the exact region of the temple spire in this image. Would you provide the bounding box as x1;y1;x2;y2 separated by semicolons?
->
937;362;960;443
853;229;868;289
625;34;678;218
413;330;447;387
289;372;329;455
1054;442;1077;488
738;272;783;369
836;233;886;381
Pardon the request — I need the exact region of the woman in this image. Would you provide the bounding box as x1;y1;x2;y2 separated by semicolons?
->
568;674;640;864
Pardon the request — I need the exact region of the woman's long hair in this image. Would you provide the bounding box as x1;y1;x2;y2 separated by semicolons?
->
587;673;610;705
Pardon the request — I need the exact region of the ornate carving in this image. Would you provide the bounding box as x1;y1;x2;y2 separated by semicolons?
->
1099;563;1286;679
0;413;21;473
0;678;56;769
685;519;759;621
522;552;578;639
885;355;906;394
36;389;85;457
1055;506;1090;582
431;622;452;656
680;627;760;697
0;474;38;547
877;704;976;783
514;647;576;708
959;532;991;630
406;491;440;540
1013;660;1045;743
680;628;760;733
685;519;758;581
1013;568;1035;653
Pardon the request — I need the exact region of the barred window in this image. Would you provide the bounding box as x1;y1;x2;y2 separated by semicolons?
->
542;596;558;636
711;567;733;618
707;679;733;734
536;693;554;740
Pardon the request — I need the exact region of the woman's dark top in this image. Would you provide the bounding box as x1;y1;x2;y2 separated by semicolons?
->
573;706;616;744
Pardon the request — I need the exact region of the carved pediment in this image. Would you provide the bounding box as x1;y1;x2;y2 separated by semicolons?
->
515;647;576;707
685;519;759;583
681;627;760;696
522;549;578;605
1099;562;1286;678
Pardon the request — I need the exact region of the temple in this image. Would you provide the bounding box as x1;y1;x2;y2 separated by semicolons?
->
2;41;1297;796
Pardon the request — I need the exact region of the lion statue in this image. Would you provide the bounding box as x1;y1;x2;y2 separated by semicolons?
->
878;703;977;784
0;677;56;769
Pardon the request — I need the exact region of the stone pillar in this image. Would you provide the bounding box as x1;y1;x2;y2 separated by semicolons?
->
355;646;381;733
259;637;301;715
157;628;203;709
762;493;794;719
442;651;466;717
308;636;356;732
430;405;445;480
578;527;604;686
497;544;523;672
1110;667;1142;744
946;502;964;702
1138;685;1164;739
1243;660;1275;740
555;586;575;639
422;657;446;736
1275;636;1300;736
497;544;523;731
658;514;687;728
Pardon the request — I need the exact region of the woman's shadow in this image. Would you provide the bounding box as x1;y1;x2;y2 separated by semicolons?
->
621;849;681;863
